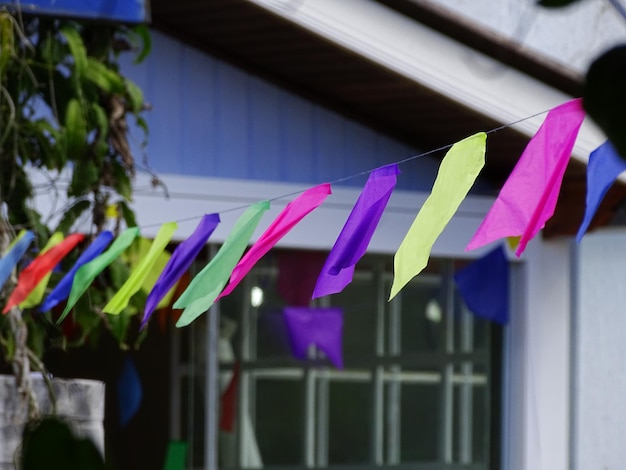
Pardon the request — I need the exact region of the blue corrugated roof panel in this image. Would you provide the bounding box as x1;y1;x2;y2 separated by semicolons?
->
0;0;148;23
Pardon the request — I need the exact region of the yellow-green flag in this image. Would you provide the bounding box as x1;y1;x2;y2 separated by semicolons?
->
103;222;177;315
20;232;64;308
389;133;486;300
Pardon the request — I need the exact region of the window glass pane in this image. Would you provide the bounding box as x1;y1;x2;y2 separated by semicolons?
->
327;381;371;464
329;275;377;364
254;378;304;466
387;276;443;355
397;383;440;462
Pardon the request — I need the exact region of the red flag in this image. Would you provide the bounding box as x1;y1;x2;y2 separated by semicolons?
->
219;362;240;433
4;233;85;313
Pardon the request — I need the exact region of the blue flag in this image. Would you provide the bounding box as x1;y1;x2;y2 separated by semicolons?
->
0;231;35;291
577;141;626;242
40;231;114;312
454;245;509;324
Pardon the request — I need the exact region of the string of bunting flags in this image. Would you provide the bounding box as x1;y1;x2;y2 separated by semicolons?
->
1;97;624;371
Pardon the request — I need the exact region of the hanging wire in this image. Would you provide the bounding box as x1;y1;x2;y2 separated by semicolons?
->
24;104;557;232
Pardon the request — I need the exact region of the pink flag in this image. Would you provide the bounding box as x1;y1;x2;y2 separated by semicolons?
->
217;183;332;300
466;99;585;256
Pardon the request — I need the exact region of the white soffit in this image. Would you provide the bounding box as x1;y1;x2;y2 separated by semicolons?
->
246;0;605;163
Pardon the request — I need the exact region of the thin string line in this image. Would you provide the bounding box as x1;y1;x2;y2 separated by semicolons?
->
7;106;554;232
140;106;553;229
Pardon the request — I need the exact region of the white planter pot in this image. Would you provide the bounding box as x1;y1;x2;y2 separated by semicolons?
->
0;375;105;468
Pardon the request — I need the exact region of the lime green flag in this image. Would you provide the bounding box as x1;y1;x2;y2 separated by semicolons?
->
103;222;177;315
20;232;64;308
389;133;486;300
60;227;140;323
175;200;270;327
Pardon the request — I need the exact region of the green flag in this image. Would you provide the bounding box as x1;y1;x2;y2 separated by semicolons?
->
175;200;270;327
60;227;140;323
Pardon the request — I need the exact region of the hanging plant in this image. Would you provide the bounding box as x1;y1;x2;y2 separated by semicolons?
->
0;7;151;417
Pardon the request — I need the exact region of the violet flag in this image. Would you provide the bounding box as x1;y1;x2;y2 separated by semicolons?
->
283;307;344;369
217;183;332;301
453;245;509;324
313;164;399;298
466;99;585;257
142;214;220;329
40;231;114;312
576;142;626;242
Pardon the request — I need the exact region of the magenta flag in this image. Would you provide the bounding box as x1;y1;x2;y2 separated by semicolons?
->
313;164;399;298
141;214;220;329
466;99;585;256
217;183;332;300
283;307;344;369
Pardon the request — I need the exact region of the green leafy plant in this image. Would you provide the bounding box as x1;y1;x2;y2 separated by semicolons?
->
0;8;151;417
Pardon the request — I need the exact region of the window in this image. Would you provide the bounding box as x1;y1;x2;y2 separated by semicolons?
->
173;249;500;469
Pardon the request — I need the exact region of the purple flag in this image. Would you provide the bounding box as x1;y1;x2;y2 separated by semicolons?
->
283;307;344;368
453;245;509;324
577;141;626;242
141;214;220;329
313;164;399;298
40;231;114;312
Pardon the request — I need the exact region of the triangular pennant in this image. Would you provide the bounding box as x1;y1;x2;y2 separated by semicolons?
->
453;245;509;324
60;227;140;323
0;231;34;292
313;164;399;298
19;232;64;308
142;214;220;329
283;307;344;369
4;233;85;313
117;356;143;428
40;231;114;312
219;362;240;433
577;141;626;242
103;222;177;315
174;201;270;327
466;99;585;256
390;132;486;300
217;184;331;301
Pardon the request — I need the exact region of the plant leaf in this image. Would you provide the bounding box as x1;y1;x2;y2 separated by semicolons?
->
125;78;144;114
55;199;91;233
60;25;87;83
0;13;15;75
64;98;87;159
118;200;137;228
69;160;98;197
583;45;626;161
537;0;584;6
131;24;152;64
84;58;125;93
111;162;133;201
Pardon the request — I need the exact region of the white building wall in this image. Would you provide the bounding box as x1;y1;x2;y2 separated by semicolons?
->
572;228;626;469
504;237;571;470
417;0;625;75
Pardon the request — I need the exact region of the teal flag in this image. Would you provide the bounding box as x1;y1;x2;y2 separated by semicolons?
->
60;227;140;323
175;201;270;327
